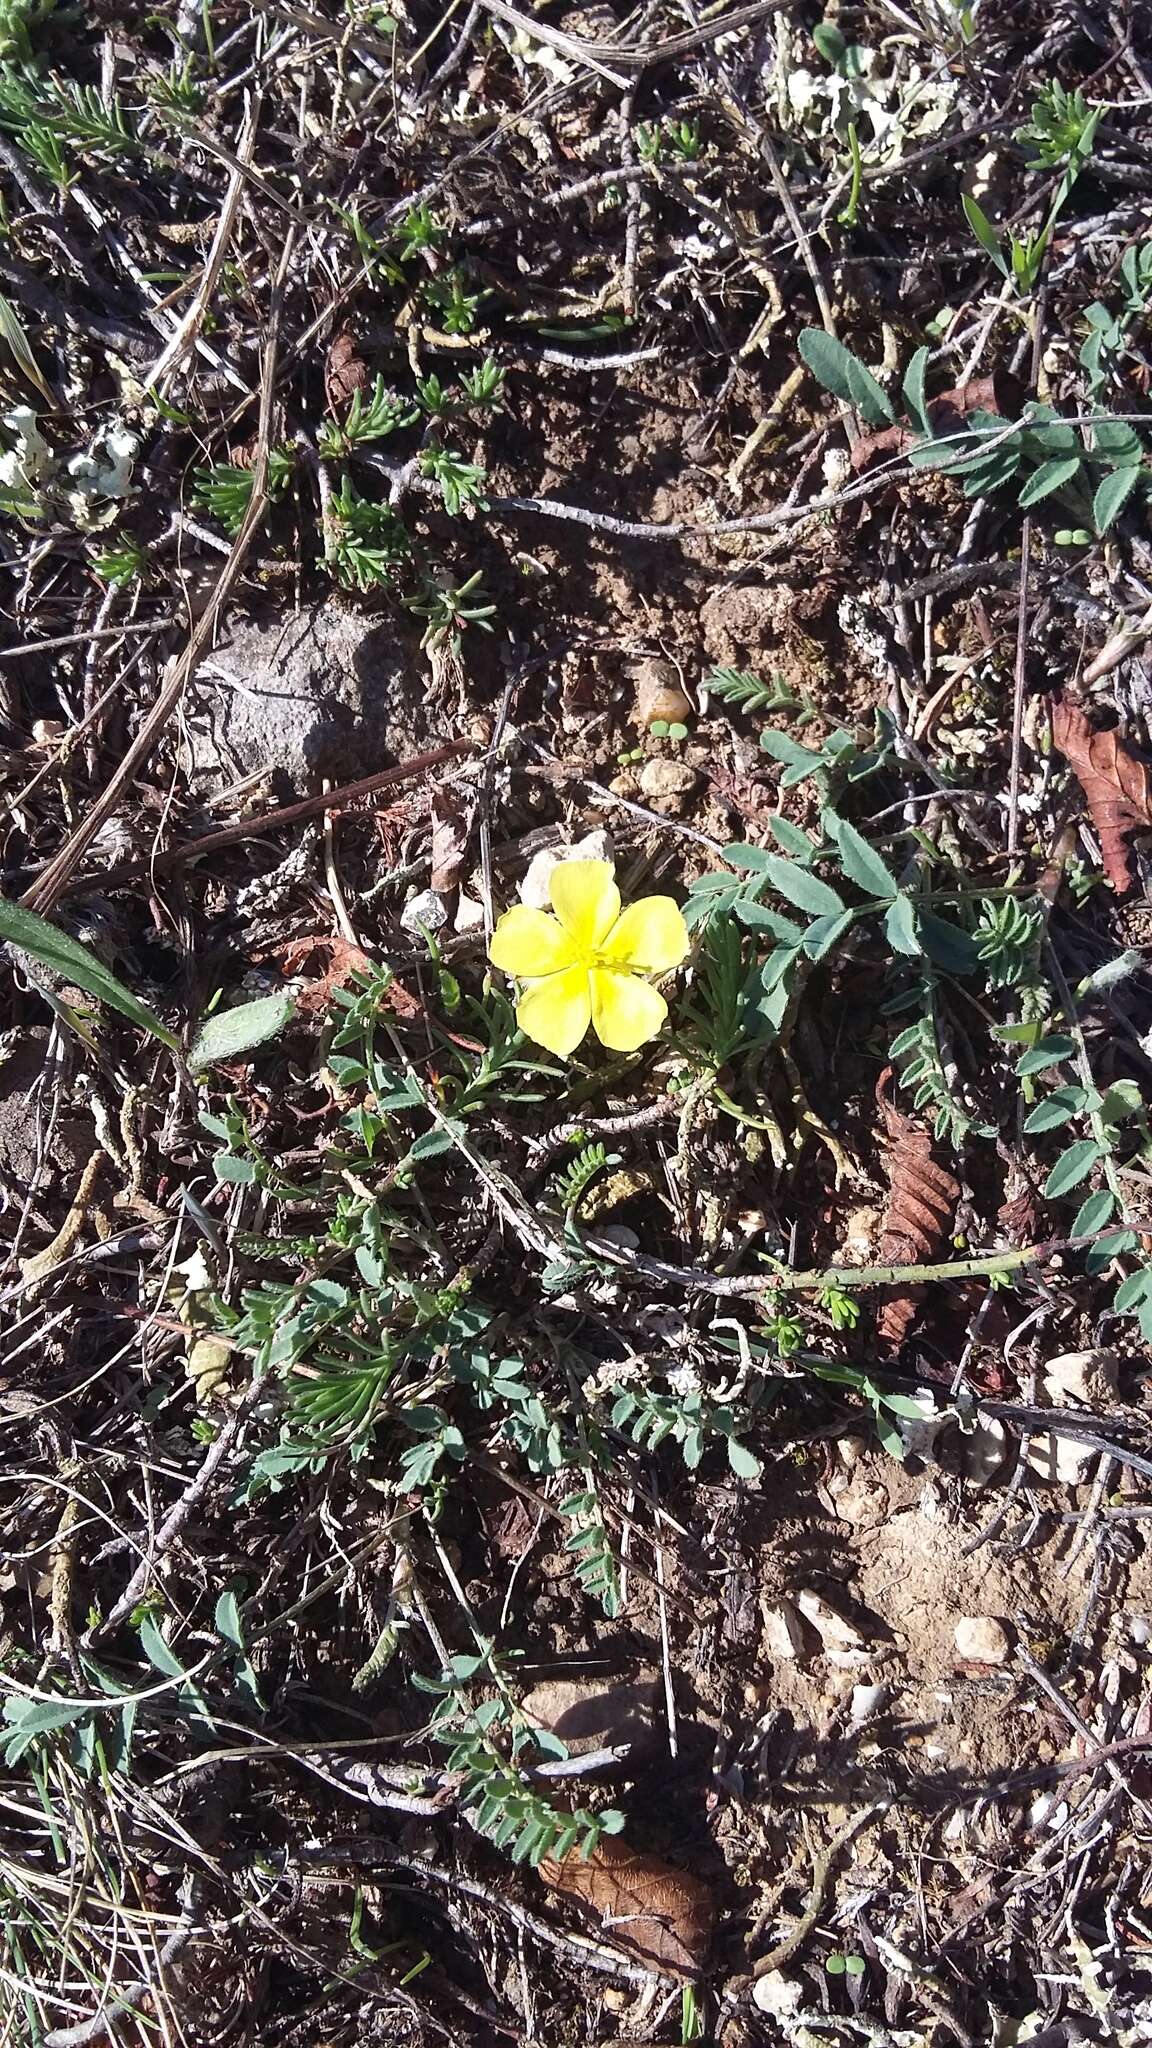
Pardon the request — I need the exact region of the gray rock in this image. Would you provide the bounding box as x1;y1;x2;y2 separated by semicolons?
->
186;604;426;789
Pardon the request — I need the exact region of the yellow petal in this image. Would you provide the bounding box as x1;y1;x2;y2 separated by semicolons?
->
549;859;620;951
601;896;689;974
589;968;668;1052
489;906;578;978
516;966;592;1057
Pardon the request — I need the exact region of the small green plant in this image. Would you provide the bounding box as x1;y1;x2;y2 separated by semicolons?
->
0;66;138;168
421;265;484;335
705;665;817;724
190;449;294;534
817;1283;860;1332
91;537;146;587
415;1647;626;1865
456;355;506;411
318;377;417;457
394;202;445;259
419;446;488;517
1016;80;1101;173
665;117;702;161
0;0;56;63
648;718;689;742
326;475;410;589
407;569;496;652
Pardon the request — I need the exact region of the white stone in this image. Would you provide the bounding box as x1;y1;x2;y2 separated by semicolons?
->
1025;1432;1097;1484
796;1590;866;1653
751;1970;805;2018
1039;1349;1121;1407
762;1600;809;1662
400;888;448;938
954;1616;1011;1665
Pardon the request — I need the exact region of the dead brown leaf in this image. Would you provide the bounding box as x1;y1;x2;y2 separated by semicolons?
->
876;1073;960;1351
538;1836;714;1979
851;374;1005;473
1048;696;1152;895
429;788;472;895
326;328;369;411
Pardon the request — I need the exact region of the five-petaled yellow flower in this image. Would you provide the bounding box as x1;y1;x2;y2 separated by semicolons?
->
489;859;689;1058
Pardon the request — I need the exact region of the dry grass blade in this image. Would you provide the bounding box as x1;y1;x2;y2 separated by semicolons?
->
538;1836;714;1978
1048;696;1152;895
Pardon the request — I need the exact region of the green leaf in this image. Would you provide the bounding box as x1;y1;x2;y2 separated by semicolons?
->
727;1438;762;1481
917;910;978;974
883;895;921;956
1093;466;1142;534
812;21;846;66
768;816;817;862
0;896;178;1049
1017;456;1082;507
727;844;776;872
828;815;900;898
189;992;295;1070
1043;1139;1105;1199
757;856;845;917
1072;1187;1116;1236
1114;1266;1152;1312
2;1696;92;1737
962;193;1007;274
797;329;894;426
1015;1034;1075;1075
759;729;822;771
138;1614;186;1679
902;345;931;436
214;1590;244;1649
1023;1086;1088;1133
802;910;854;960
214;1153;257;1184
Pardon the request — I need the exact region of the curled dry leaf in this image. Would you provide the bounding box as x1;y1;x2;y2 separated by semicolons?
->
1048;696;1152;895
876;1072;960;1351
850;373;1005;472
429;788;472;895
326;327;369;411
272;935;374;1016
538;1836;714;1979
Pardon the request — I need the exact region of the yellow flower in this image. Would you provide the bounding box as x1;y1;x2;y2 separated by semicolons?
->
489;859;689;1058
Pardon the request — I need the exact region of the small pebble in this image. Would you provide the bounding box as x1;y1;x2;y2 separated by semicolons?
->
638;757;700;813
399;887;448;938
1039;1348;1121;1407
954;1615;1011;1665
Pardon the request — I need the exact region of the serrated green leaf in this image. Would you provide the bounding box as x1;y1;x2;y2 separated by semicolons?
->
757;855;845;917
1114;1266;1152;1311
1043;1138;1105;1199
1093;466;1142;534
1071;1187;1116;1236
189;991;295;1070
1017;456;1082;507
727;1438;761;1480
768;816;817;862
883;895;921;956
829;816;900;898
0;897;178;1048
